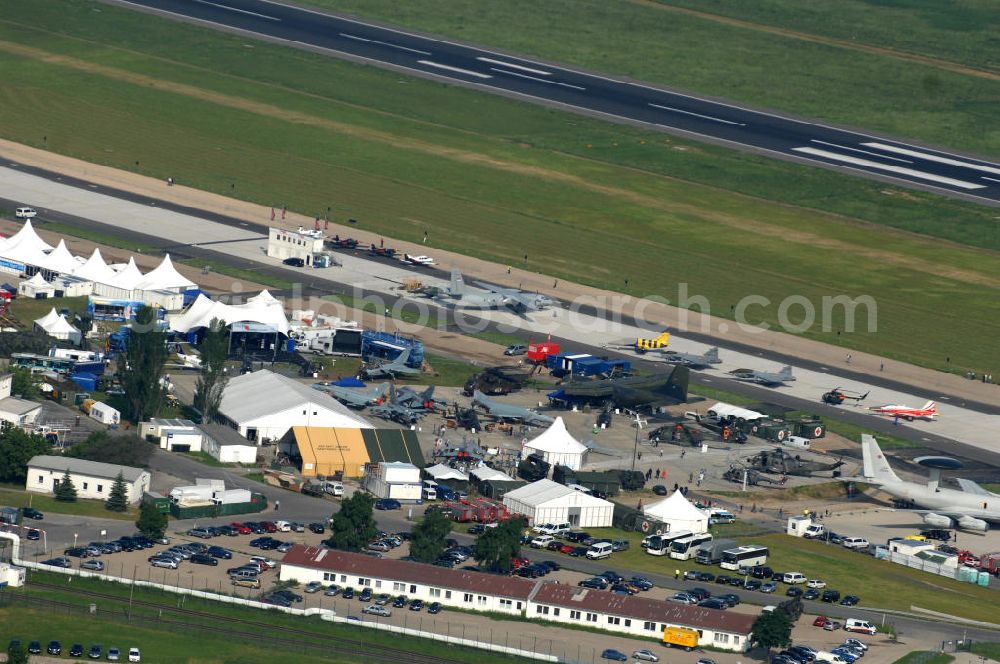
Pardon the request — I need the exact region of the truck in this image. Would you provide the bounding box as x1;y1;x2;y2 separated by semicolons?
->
803;523;826;539
979;552;1000;576
694;538;737;565
662;626;699;651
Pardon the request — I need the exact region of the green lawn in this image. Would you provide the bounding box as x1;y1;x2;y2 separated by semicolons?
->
575;526;998;623
36;221;160;254
7;295;88;329
311;0;1000;157
0;485;137;521
971;643;1000;663
891;653;955;664
2;2;1000;377
415;353;476;387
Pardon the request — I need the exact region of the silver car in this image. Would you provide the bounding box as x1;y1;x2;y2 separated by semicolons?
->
80;559;105;572
634;650;660;662
362;605;391;617
149;557;178;569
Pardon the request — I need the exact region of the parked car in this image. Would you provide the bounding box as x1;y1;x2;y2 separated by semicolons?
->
744;579;762;591
409;599;424;611
601;649;628;662
282;257;305;267
427;601;442;614
652;485;668;496
47;640;62;655
107;647;121;661
504;344;528;356
304;581;324;594
362;604;391;617
88;644;103;659
308;522;326;534
26;528;40;541
807;579;827;588
27;642;42;654
720;593;741;606
803;589;820;600
840;595;861;606
375;498;401;510
81;559;106;572
128;647;141;662
633;649;660;662
191;553;219;566
393;595;408;608
21;507;43;520
821;590;841;603
760;582;777;593
149;557;178;569
786;586;803;597
70;643;84;657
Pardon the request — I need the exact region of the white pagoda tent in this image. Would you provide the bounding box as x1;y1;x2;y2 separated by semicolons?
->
135;254;196;292
18;272;56;299
73;248;118;284
523;417;589;470
642;489;710;535
168;292;289;335
0;220;53;257
33;308;82;344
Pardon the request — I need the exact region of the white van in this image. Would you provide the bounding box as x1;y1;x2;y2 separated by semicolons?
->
844;619;877;635
422;481;437;501
586;541;614;560
323;481;344;497
783;572;807;584
815;652;848;664
15;207;36;219
842;537;869;550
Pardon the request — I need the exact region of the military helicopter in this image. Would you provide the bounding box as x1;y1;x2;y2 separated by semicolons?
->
747;448;844;477
821;387;869;405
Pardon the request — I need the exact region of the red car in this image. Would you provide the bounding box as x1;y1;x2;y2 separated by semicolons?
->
261;522;278;533
813;616;830;628
511;557;529;569
557;544;575;554
230;523;251;534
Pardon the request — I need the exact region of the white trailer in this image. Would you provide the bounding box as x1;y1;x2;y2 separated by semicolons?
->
87;401;120;426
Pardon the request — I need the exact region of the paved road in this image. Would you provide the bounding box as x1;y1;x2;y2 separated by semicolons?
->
111;0;1000;206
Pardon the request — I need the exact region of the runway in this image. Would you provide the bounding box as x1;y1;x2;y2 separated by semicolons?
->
110;0;1000;205
3;163;1000;468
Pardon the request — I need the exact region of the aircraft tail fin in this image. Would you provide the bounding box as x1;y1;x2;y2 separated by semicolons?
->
922;401;937;413
779;365;795;380
394;348;410;366
704;347;719;363
421;385;435;401
861;434;900;483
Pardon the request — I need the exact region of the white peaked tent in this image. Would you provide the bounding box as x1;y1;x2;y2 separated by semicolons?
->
73;248;118;284
523;417;589;470
36;240;80;274
0;220;54;256
107;257;145;290
18;272;56;298
423;464;469;482
247;290;281;307
135;254;196;291
168;292;290;335
33;308;82;344
642;489;709;534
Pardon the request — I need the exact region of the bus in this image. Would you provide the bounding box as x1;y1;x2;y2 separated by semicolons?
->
669;533;713;560
720;544;770;571
644;530;692;557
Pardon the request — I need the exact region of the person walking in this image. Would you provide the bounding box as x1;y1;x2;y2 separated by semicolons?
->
274;500;280;511
674;569;680;580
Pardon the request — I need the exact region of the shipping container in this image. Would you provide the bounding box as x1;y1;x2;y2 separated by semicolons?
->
212;489;252;505
527;341;559;364
142;492;170;514
169;493;267;519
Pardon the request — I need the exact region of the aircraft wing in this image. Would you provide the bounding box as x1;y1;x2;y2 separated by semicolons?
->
955;478;999;496
473;281;546;312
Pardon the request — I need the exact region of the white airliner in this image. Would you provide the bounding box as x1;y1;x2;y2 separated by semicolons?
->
860;435;999;532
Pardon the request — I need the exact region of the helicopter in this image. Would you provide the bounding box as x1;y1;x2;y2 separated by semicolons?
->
821;387;869;405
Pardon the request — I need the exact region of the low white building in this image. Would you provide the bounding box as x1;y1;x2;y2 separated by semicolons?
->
0;562;26;588
642;489;709;535
522;417;589;470
527;583;754;652
266;227;325;265
364;461;422;502
199;424;259;464
280;546;534;615
503;478;613;528
217;369;372;443
26;455;151;504
140;418;203;452
19;273;56;299
0;373;41;427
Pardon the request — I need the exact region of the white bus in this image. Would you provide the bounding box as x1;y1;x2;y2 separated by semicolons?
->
644;530;692;557
720;545;770;571
669;533;713;560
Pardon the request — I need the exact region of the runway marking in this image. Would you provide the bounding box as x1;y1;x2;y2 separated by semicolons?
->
981;176;1000;184
342;33;430;55
417;60;492;79
476;57;552;76
489;68;585;90
809;140;913;164
792;147;985;190
862;142;1000;176
649;103;745;126
193;0;279;21
339;32;371;42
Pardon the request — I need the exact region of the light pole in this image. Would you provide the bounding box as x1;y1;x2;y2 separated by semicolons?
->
630;411;646;472
73;533;78;549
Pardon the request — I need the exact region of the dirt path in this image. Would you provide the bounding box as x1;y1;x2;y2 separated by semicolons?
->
630;0;1000;82
2;142;999;407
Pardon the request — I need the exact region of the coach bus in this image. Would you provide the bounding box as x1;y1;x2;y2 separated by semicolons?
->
643;530;692;556
669;533;713;560
720;544;770;571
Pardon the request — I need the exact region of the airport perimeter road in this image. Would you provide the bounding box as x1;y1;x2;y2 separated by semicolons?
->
112;0;1000;205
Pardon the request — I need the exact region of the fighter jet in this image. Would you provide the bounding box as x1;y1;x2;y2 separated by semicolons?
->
857;435;1000;531
729;365;795;387
471;390;555;427
320;382;390;409
661;347;722;369
369;397;418;425
551;367;690;411
420;270;505;309
869;400;939;421
360;349;421;379
392;385;443;411
472;280;553;314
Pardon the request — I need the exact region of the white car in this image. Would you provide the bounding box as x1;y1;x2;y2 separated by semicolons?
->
807;579;827;589
362;605;391;617
128;648;141;662
15;207;37;219
530;535;554;549
842;537;870;550
531;523;555;534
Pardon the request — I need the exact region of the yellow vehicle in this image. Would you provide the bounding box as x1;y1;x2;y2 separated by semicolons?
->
635;331;670;353
904;534;927;541
663;626;699;651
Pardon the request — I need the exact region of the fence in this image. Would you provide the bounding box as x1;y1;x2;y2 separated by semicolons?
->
875;548;992;585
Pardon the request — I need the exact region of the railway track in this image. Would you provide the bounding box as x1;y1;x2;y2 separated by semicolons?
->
18;582;486;664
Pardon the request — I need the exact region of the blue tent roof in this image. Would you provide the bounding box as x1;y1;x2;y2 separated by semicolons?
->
333;377;366;388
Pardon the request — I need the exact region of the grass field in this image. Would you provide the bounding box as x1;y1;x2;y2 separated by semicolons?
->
1;2;1000;377
580;526;998;623
37;221;160;254
3;571;536;664
892;653;954;664
6;295;88;329
971;643;1000;662
314;0;1000;157
0;484;138;521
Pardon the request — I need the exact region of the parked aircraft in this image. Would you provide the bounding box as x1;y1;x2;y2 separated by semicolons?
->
322;382;390;409
360;349;421;379
859;435;999;531
821;387;869;405
392;385;442;411
471;390;554;427
551;367;690;411
730;365;795;386
472;280;552;314
605;331;670;354
421;270;505;309
167;352;202;370
661;347;722;369
402;254;435;266
869;400;939;421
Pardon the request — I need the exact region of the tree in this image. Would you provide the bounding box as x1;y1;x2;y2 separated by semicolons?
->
67;431;152;468
0;424;51;484
473;516;526;573
117;305;168;422
10;367;41;400
193;318;230;422
105;471;128;512
750;608;793;652
326;493;377;552
54;469;77;502
7;641;28;664
135;501;168;539
409;508;452;563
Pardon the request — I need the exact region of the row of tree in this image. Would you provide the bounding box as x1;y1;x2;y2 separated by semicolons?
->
52;468;130;513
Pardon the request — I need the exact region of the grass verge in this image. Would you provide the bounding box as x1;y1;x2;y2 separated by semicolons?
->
0;485;137;521
891;653;954;664
971;643;1000;663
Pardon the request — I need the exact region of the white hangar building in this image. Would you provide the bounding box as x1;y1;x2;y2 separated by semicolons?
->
503;478;613;528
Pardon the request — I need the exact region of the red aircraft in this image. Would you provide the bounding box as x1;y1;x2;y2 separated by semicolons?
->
869;400;939;421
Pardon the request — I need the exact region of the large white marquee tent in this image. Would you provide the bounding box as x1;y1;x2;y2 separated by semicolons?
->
168;292;290;335
642;489;709;534
503;478;613;528
523;417;589;470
